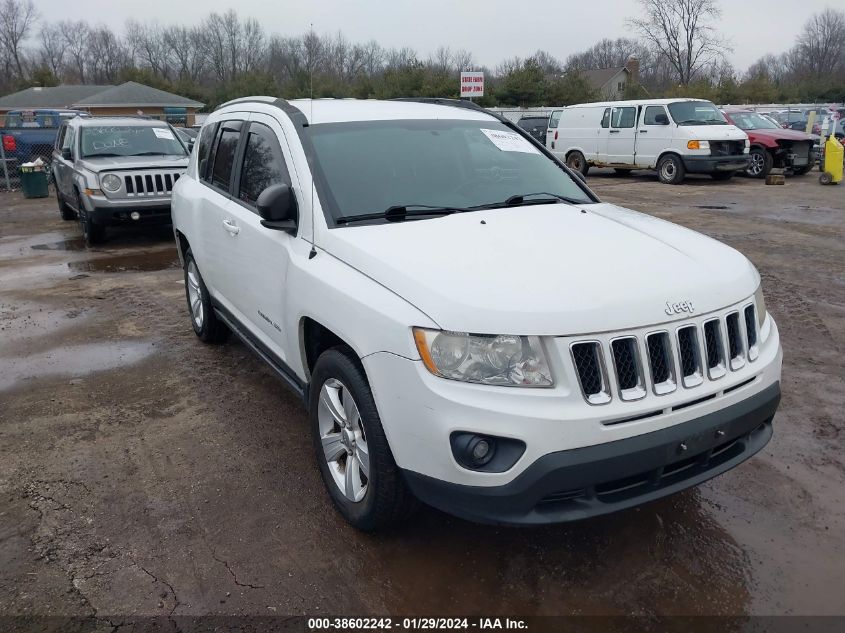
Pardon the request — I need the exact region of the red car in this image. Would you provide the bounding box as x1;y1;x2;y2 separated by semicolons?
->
723;109;816;178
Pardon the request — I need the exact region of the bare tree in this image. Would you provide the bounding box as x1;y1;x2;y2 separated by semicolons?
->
795;8;845;78
58;20;89;83
38;23;65;77
629;0;727;85
566;38;645;71
0;0;38;80
87;25;128;83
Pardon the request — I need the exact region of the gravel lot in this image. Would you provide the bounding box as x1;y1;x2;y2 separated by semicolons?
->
0;171;843;624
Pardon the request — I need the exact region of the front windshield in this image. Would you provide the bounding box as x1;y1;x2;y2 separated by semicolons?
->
308;119;592;222
80;125;186;158
728;112;780;131
668;101;728;126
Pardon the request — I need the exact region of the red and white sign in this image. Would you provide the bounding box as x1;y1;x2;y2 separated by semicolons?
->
460;72;485;98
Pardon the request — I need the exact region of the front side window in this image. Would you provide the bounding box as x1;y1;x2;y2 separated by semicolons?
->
79;125;187;158
611;107;636;128
643;106;669;125
668;101;728;126
62;127;75;156
238;123;290;206
209;124;242;191
308;119;593;223
55;124;67;150
549;110;562;128
600;108;611;128
196;123;218;181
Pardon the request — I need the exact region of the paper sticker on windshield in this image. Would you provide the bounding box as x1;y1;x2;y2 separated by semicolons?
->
153;128;175;140
480;128;540;154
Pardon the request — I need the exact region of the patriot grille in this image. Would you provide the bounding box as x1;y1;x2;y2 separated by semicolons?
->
571;303;762;404
121;171;182;197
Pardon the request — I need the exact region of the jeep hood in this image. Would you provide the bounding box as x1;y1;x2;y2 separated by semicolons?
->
79;155;188;172
321;203;759;335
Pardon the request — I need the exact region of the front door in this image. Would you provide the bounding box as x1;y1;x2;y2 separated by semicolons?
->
600;105;637;165
215;112;302;363
636;105;674;168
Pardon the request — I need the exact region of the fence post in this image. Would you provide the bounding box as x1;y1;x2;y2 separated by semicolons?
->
0;139;10;191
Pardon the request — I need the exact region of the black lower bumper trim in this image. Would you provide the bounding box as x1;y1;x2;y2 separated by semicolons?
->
403;382;780;525
682;154;750;173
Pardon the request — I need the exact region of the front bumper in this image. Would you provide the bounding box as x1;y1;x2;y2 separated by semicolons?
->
403;382;778;525
84;193;172;226
682;154;749;173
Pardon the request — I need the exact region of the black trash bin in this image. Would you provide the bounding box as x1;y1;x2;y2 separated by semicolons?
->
20;165;49;198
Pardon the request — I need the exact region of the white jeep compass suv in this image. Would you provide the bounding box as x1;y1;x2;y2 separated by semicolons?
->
171;96;782;530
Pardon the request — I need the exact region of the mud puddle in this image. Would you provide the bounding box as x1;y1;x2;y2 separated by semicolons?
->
0;340;158;391
67;249;179;273
31;237;87;251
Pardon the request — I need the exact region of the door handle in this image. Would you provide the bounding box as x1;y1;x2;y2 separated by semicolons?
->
609;130;620;134
639;130;648;133
222;219;240;235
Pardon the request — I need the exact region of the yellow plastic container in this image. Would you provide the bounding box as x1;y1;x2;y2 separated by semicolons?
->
820;136;843;185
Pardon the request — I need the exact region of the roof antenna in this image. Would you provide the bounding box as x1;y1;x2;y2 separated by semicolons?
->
308;22;317;260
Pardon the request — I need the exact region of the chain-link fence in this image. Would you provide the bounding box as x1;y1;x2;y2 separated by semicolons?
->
1;113;60;192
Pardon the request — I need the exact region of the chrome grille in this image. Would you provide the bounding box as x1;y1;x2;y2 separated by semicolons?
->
570;303;762;404
121;170;182;197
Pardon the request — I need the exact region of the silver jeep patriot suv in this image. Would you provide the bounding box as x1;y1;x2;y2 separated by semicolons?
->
52;116;189;245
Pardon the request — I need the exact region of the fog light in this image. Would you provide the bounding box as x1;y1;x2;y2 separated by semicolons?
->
130;211;141;221
470;438;491;461
450;432;525;473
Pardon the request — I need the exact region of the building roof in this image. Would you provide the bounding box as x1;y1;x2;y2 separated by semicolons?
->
583;67;628;91
73;81;204;108
0;84;114;110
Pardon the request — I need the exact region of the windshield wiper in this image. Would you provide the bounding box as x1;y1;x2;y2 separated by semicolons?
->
336;204;469;225
470;192;581;210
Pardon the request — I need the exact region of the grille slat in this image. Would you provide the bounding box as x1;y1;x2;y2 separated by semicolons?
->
571;342;610;405
703;319;726;379
677;326;703;388
646;332;676;395
610;337;645;400
726;312;745;370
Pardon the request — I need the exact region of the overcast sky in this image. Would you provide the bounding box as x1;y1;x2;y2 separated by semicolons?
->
33;0;835;72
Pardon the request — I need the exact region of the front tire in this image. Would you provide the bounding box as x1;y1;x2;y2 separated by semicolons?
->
657;154;686;184
183;249;229;343
746;148;773;179
57;189;76;221
76;191;105;246
309;348;416;531
566;151;589;176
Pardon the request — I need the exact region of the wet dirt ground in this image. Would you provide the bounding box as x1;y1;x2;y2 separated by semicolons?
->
0;172;843;624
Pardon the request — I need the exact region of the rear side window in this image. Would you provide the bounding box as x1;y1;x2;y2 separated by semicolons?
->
643;106;668;125
237;123;291;207
208;122;242;192
600;108;611;128
548;110;562;128
611;107;636;128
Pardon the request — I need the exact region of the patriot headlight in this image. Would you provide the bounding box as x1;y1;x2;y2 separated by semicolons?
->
413;328;553;387
101;174;121;192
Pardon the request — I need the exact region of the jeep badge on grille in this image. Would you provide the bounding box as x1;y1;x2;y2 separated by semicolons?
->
665;300;695;315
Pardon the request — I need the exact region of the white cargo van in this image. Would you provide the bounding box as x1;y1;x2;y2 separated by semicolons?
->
546;99;750;184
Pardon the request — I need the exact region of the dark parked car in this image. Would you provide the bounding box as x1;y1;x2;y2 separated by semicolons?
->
517;115;550;144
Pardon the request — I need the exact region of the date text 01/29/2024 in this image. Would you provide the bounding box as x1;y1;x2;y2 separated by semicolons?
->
307;617;528;630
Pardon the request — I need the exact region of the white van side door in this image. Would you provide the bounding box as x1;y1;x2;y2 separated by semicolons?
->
600;105;637;165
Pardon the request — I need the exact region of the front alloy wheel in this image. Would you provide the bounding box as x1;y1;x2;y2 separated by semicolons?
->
318;378;370;503
746;148;772;178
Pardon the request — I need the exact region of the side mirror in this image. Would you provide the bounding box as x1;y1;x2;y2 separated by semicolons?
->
655;113;669;125
61;147;72;160
257;183;298;234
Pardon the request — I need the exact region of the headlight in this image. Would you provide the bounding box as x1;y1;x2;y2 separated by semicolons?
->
101;174;121;192
687;140;710;150
754;283;767;328
413;328;553;387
